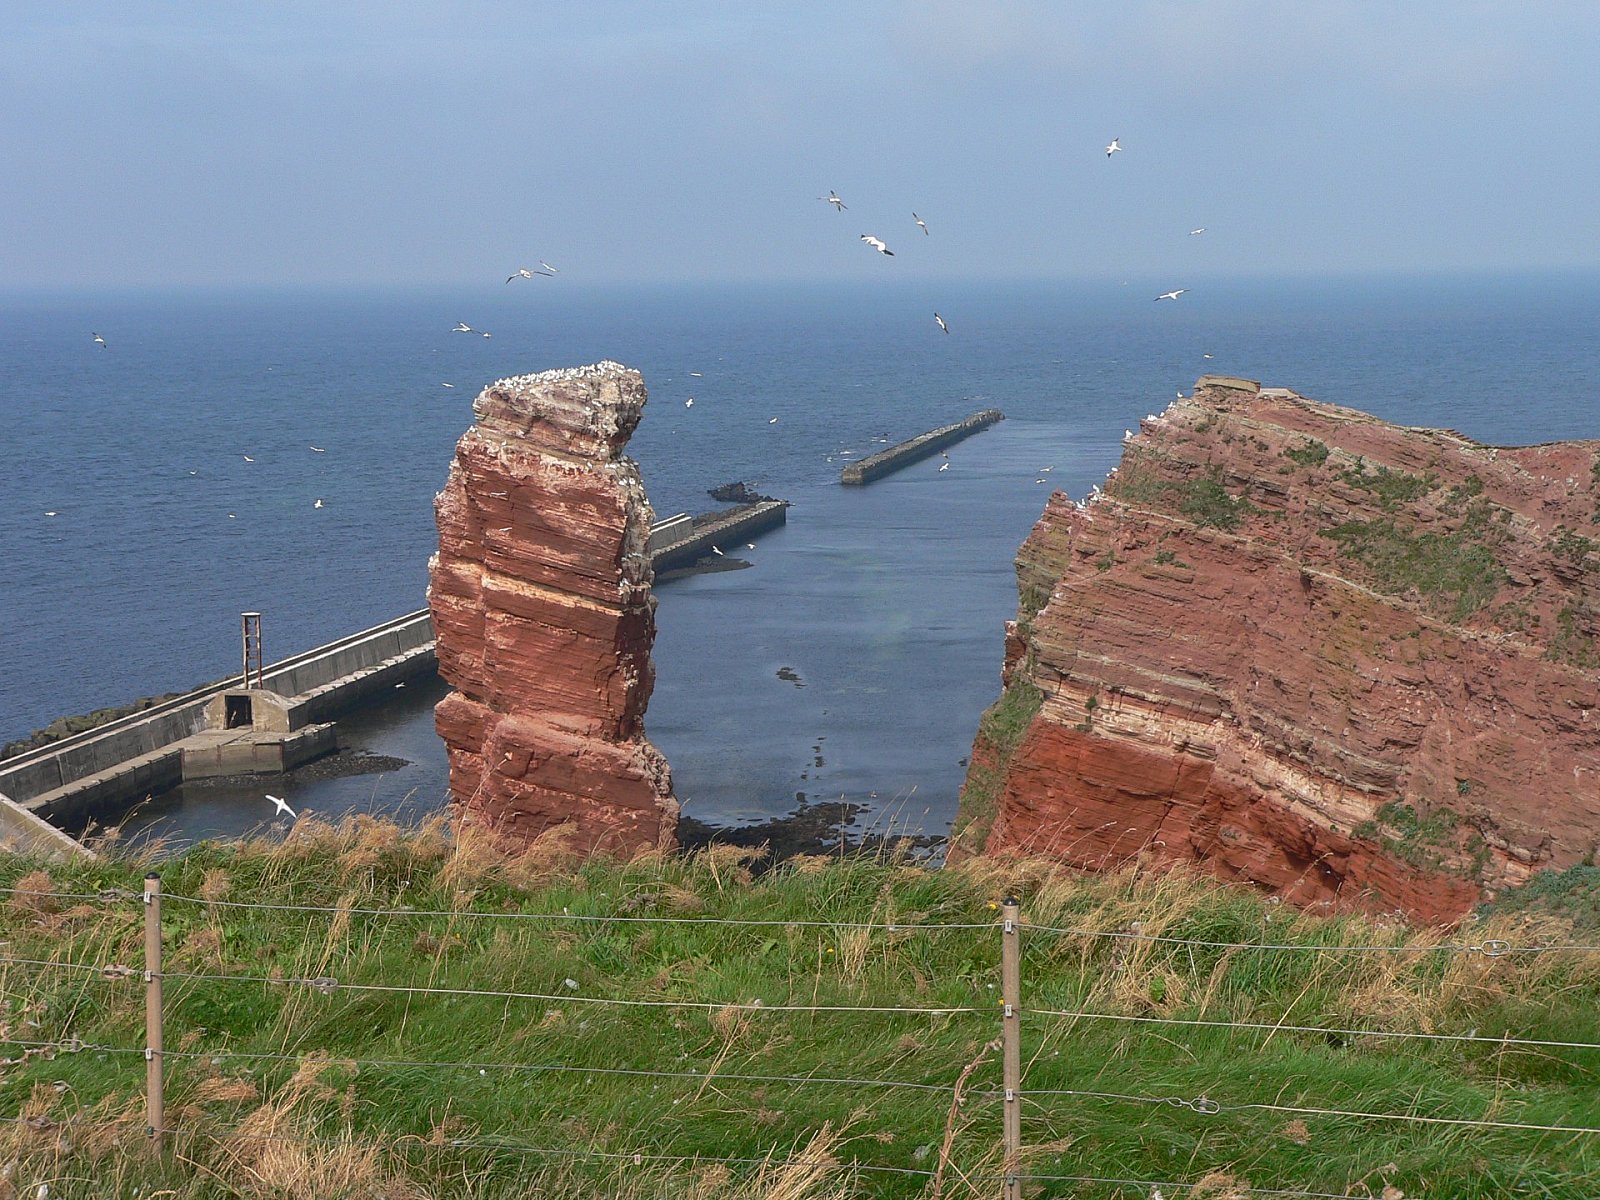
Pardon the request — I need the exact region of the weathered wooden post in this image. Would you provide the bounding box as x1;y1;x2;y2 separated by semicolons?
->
144;872;164;1147
1001;896;1022;1200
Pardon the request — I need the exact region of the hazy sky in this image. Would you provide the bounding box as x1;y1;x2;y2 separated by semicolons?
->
5;2;1599;287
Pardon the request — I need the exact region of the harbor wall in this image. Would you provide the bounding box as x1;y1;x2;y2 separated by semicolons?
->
840;409;1004;485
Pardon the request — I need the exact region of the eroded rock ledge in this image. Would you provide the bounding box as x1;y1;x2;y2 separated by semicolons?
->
954;376;1600;920
428;363;677;855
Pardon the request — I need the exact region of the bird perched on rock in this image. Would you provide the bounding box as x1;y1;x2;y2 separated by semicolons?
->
860;234;893;256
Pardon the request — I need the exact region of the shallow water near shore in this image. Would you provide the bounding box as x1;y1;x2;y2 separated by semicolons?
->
5;275;1600;848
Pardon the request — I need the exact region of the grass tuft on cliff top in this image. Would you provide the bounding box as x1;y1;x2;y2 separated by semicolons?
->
4;815;1600;1198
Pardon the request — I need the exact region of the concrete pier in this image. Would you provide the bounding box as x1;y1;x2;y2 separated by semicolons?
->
651;500;789;572
0;610;437;830
840;409;1004;485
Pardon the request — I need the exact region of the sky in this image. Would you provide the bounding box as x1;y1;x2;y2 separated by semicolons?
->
4;2;1599;288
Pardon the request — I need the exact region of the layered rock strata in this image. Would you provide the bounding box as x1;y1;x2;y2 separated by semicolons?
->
955;376;1600;920
429;362;677;855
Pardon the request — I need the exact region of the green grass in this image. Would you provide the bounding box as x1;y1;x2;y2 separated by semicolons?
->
1319;516;1506;620
1283;438;1330;468
4;820;1600;1197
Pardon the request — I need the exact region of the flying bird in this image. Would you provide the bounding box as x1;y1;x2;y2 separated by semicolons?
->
266;794;297;820
313;498;324;508
539;261;559;274
934;312;948;334
938;462;950;472
43;511;57;517
820;190;846;211
242;455;254;462
912;212;929;235
1189;228;1206;236
452;322;474;333
688;371;703;377
481;331;492;338
711;545;724;556
1105;138;1122;157
309;445;325;452
1155;289;1187;301
685;398;694;408
91;332;107;349
442;382;455;388
768;417;779;424
860;234;894;256
506;267;554;283
746;543;755;550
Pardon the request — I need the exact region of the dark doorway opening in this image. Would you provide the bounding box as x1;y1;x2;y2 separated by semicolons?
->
224;694;252;729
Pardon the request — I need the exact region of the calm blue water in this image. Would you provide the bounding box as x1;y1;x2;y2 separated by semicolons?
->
4;275;1599;844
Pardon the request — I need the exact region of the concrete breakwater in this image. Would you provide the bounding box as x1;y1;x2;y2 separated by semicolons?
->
840;409;1004;485
650;499;789;571
0;611;438;848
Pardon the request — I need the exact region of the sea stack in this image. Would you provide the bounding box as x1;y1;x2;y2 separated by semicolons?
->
953;376;1600;921
428;362;677;855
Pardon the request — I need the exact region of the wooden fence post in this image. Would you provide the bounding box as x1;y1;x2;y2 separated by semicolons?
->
144;872;164;1148
1001;896;1022;1200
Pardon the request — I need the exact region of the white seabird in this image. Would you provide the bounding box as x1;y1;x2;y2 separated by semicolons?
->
452;322;474;333
442;382;455;388
913;212;929;235
1189;228;1206;236
313;498;324;508
820;190;847;211
309;445;325;453
266;794;297;820
860;234;894;256
688;371;703;377
91;332;107;349
934;312;948;334
243;455;254;462
1105;138;1121;157
539;261;559;274
1124;429;1135;441
1155;289;1187;301
711;545;724;556
506;267;555;283
685;398;694;408
768;417;778;423
938;462;950;472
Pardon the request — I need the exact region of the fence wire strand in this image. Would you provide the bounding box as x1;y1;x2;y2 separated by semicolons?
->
159;1046;986;1097
1030;1005;1600;1052
158;968;984;1016
158;890;993;932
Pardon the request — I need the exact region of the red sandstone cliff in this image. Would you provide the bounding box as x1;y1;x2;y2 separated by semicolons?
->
428;362;677;855
955;376;1600;920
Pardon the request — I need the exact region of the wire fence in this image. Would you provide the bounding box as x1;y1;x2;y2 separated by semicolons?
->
4;879;1600;1196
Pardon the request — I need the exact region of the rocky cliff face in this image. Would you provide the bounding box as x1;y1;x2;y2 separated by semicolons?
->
428;362;677;855
954;376;1600;920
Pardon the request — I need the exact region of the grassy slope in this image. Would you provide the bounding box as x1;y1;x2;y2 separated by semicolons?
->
2;818;1600;1198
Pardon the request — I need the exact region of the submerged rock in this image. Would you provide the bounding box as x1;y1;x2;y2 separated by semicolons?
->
954;376;1600;920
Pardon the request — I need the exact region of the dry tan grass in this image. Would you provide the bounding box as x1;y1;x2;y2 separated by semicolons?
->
5;871;57;918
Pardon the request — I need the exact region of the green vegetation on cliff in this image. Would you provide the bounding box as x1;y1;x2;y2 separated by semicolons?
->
3;820;1600;1198
950;679;1043;857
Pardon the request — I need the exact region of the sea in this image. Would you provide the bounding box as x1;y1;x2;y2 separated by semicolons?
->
3;273;1599;848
